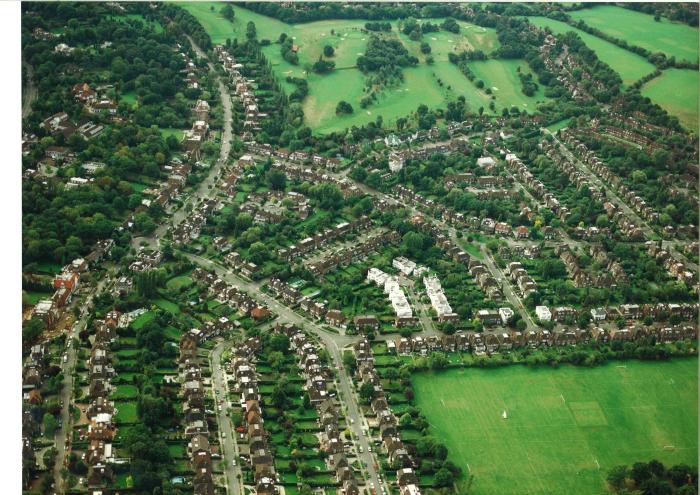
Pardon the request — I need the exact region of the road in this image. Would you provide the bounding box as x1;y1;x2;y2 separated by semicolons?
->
131;35;233;251
181;252;385;492
53;274;112;493
23;63;37;119
480;245;537;330
210;340;243;495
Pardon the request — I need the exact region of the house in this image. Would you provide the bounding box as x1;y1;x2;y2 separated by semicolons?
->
477;309;501;326
535;306;551;322
326;309;347;328
353;315;380;331
590;307;607;321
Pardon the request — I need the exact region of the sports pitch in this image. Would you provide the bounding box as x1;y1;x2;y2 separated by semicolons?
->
412;359;698;495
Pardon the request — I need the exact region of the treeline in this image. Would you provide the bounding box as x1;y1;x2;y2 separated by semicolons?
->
161;3;212;51
606;460;697;495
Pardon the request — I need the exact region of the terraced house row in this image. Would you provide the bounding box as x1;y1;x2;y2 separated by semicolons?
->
353;339;422;495
228;337;279;495
277;323;363;494
179;330;215;495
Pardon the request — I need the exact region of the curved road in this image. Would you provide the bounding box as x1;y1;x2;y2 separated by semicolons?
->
131;36;233;251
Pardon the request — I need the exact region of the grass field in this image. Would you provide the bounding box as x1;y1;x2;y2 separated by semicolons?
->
527;16;657;86
166;275;193;291
183;3;547;133
155;298;181;314
641;69;699;132
131;311;155;330
412;359;698;495
569;6;699;64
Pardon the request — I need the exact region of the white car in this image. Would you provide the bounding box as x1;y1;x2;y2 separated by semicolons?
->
232;460;236;467
368;446;372;452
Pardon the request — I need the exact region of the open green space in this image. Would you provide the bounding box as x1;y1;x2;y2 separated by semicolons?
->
155;298;181;314
183;3;545;133
569;6;699;64
24;290;53;305
112;14;164;34
468;59;550;111
641;68;699;132
527;16;657;86
166;275;194;291
412;359;698;495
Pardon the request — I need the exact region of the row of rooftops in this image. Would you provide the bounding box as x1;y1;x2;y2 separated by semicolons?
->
178;331;215;495
192;267;273;321
352;339;422;495
226;328;280;495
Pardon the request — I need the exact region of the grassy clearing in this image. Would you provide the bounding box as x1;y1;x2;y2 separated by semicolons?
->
166;275;193;291
184;3;540;134
546;117;572;133
468;59;550;111
112;14;164;34
24;290;53;305
641;68;699;132
569;6;699;64
155;298;181;314
159;128;184;141
121;90;137;105
527;16;657;86
412;359;698;495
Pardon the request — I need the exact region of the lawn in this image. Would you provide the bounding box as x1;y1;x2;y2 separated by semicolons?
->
183;3;541;133
527;16;657;86
131;311;155;330
641;68;699;133
166;275;193;291
24;290;53;305
467;59;551;112
155;298;181;314
569;5;699;64
114;401;139;424
159;128;184;141
111;384;139;400
412;359;698;495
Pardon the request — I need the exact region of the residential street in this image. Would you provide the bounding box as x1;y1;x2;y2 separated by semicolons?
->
53;274;112;493
131;35;233;252
480;246;537;329
181;252;386;493
210;340;243;495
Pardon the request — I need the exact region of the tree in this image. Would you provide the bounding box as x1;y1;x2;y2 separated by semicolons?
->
221;4;235;21
246;21;257;41
23;318;44;347
43;413;58;438
359;382;375;402
342;352;357;374
607;465;629;490
266;169;287;191
631;462;653;486
335;100;353;115
434;467;455;487
323;45;334;57
270;333;290;353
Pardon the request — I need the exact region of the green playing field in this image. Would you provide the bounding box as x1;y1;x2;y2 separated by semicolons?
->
412;359;698;495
